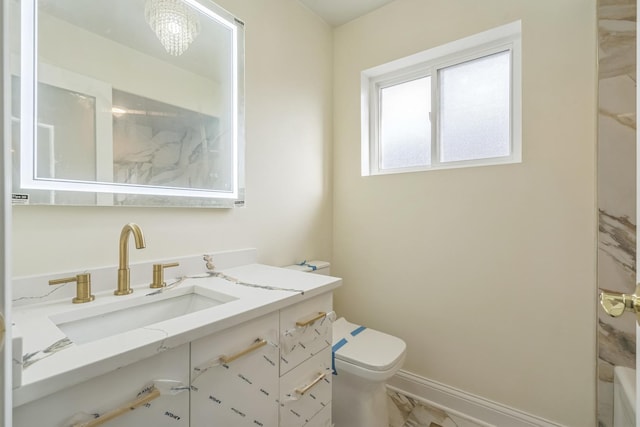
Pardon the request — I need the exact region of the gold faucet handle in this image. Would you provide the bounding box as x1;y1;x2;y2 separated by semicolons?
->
49;273;95;304
150;262;180;288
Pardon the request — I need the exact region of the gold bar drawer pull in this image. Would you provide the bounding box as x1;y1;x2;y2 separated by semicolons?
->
72;387;161;427
296;311;327;327
295;372;326;396
219;338;267;364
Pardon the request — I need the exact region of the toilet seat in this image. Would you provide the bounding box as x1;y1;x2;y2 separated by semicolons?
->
333;352;406;382
332;317;406;374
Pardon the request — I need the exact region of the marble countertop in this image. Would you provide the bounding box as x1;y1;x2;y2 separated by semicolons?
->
12;260;341;407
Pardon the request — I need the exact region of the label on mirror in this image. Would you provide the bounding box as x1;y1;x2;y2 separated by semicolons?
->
12;194;29;205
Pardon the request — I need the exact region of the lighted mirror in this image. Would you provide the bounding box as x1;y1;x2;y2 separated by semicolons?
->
11;0;245;207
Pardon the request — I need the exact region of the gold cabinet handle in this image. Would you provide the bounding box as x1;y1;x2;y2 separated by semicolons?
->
72;387;161;427
49;273;95;304
219;338;267;364
296;312;327;327
150;262;180;288
600;284;640;324
295;372;326;395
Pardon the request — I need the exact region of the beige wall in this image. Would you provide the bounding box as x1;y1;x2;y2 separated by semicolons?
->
12;0;334;276
332;1;597;426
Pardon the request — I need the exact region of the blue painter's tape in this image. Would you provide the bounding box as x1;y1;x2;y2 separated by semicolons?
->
332;338;348;353
332;338;348;375
350;326;367;337
332;352;336;375
296;260;317;271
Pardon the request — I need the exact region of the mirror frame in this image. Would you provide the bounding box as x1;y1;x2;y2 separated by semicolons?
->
17;0;245;207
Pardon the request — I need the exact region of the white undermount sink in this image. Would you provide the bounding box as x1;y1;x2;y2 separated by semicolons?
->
49;285;236;345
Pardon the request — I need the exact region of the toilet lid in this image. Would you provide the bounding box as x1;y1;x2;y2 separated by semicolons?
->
332;317;406;372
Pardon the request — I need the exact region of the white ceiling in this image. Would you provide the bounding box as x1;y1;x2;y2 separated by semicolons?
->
298;0;396;27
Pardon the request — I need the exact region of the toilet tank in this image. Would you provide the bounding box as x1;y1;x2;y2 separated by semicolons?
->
284;260;330;275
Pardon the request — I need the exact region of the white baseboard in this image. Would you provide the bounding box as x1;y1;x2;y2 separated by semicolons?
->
387;370;565;427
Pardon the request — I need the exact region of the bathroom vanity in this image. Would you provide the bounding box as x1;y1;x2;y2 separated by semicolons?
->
8;0;338;422
11;249;339;426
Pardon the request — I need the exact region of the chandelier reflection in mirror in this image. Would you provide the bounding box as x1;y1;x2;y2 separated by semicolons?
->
145;0;201;56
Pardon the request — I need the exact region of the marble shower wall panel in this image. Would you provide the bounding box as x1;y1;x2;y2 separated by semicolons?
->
597;0;637;426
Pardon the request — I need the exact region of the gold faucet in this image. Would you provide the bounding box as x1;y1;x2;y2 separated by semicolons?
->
115;223;146;296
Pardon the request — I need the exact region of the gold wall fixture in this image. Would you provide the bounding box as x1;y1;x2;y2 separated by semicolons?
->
600;284;640;325
49;273;95;304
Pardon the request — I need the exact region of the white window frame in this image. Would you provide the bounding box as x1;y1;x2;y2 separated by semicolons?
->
361;20;522;176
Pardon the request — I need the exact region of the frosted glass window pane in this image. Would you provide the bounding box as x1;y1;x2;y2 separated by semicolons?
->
379;77;431;169
439;51;511;163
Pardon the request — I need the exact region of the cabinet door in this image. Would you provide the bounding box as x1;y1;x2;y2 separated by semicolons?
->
279;293;333;375
14;345;190;427
279;347;332;427
190;312;279;427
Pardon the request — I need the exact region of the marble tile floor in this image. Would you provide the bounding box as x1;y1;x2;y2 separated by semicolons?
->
387;390;485;427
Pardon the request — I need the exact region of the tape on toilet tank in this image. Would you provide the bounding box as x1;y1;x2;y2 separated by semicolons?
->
295;260;330;272
297;260;317;271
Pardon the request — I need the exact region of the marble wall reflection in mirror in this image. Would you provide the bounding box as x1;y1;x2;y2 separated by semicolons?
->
11;0;245;207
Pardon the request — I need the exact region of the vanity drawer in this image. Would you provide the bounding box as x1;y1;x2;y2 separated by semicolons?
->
14;345;190;427
279;292;333;375
279;347;332;427
190;311;279;427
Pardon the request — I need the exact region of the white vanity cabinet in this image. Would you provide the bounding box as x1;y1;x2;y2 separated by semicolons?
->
279;293;333;426
14;345;190;427
190;311;280;427
13;285;338;426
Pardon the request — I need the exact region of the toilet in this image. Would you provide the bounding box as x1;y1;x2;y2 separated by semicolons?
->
285;261;407;427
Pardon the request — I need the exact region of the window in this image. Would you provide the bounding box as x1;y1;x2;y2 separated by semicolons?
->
361;21;521;176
